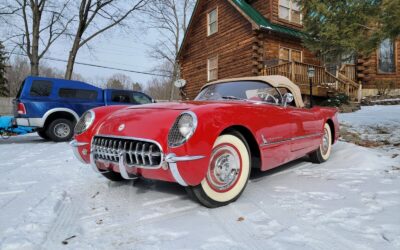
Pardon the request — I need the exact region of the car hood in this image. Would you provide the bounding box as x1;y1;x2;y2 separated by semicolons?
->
95;106;183;141
95;100;273;142
128;102;192;110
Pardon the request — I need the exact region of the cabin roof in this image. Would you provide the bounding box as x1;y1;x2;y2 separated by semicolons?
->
231;0;304;38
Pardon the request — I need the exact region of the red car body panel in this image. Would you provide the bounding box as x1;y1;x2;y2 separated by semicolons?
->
73;101;339;186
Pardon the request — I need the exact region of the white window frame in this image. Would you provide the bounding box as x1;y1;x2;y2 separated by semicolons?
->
207;8;218;36
279;46;303;62
207;56;218;81
279;0;303;24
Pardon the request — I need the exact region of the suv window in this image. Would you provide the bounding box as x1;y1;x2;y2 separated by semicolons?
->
59;88;98;100
132;92;152;104
30;80;53;97
111;91;152;104
111;91;131;103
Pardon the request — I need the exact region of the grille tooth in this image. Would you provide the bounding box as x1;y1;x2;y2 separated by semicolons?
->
135;142;140;164
128;142;134;165
92;136;162;168
106;139;112;161
148;145;154;166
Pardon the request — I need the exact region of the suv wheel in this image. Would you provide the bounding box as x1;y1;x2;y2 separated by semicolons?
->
46;119;74;142
37;129;50;140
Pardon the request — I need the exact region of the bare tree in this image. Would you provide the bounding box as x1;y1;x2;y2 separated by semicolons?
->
145;61;180;100
105;73;139;90
146;0;195;100
64;0;149;80
2;0;72;76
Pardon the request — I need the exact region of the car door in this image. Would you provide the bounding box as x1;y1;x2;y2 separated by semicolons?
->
256;87;298;170
277;87;321;156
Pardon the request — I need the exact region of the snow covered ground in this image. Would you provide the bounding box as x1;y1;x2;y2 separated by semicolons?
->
0;105;399;250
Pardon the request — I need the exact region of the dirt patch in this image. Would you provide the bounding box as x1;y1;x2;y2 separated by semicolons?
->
340;126;391;148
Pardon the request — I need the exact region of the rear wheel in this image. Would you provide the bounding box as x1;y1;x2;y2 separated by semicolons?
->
101;171;125;182
309;123;332;163
189;132;251;208
46;118;75;142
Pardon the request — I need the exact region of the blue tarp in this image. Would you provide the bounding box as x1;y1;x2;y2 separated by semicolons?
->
0;116;34;135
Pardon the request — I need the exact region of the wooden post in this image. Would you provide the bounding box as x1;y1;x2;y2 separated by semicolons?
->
358;81;363;103
291;62;295;82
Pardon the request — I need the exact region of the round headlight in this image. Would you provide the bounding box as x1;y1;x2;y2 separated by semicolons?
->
168;111;197;147
74;110;95;135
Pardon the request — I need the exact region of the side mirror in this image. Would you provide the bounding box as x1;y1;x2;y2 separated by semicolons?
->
282;93;294;107
152;99;157;103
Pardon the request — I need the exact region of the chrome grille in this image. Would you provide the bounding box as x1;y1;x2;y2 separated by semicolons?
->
92;136;162;168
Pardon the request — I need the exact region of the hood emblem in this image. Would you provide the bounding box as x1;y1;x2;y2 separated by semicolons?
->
118;124;125;132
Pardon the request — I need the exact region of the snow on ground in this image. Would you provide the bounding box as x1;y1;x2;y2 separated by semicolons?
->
0;106;399;250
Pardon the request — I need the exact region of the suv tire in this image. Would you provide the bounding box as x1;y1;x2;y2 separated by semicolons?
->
46;118;75;142
37;129;50;140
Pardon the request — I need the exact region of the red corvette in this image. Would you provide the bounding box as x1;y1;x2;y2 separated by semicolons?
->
71;76;339;208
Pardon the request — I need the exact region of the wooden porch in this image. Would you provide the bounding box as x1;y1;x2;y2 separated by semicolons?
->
261;61;362;102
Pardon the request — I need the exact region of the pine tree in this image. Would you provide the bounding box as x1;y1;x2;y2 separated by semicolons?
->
299;0;400;63
0;41;9;97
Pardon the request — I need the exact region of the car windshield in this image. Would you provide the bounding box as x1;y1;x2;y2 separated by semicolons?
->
195;80;282;104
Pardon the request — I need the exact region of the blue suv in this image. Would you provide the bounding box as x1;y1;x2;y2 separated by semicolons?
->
13;76;154;142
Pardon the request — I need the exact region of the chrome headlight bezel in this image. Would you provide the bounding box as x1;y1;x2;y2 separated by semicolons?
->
168;111;198;148
74;110;95;135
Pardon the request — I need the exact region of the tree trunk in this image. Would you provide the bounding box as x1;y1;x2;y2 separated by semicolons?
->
30;4;41;76
65;37;81;80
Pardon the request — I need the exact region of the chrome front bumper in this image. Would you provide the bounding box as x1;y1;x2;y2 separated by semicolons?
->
70;140;205;186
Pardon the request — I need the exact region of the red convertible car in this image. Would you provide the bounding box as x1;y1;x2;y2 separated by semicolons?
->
71;76;339;208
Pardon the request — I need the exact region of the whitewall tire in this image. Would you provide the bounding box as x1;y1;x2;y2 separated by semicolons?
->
310;123;332;163
189;132;251;208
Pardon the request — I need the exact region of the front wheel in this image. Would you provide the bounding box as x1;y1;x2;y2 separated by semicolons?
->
101;171;125;182
189;132;251;208
309;123;332;163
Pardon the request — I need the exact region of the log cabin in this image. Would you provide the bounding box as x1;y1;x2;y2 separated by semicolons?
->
178;0;400;101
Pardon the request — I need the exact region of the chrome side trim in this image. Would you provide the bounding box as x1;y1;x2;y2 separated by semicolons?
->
70;140;89;147
260;133;323;147
118;152;139;180
165;154;205;163
70;140;88;164
165;153;205;187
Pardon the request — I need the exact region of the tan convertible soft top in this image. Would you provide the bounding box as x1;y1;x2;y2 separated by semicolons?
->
201;75;305;108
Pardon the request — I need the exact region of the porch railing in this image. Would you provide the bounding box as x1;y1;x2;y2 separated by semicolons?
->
261;61;361;102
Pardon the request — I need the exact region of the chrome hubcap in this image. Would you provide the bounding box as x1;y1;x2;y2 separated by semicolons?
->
321;128;330;155
54;123;70;138
207;145;241;191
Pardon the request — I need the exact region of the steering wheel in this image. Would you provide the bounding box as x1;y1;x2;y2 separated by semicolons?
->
263;93;278;104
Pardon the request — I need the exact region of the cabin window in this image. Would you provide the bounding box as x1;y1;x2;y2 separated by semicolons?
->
207;8;218;36
207;56;218;81
378;39;396;73
279;0;302;24
279;47;302;62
